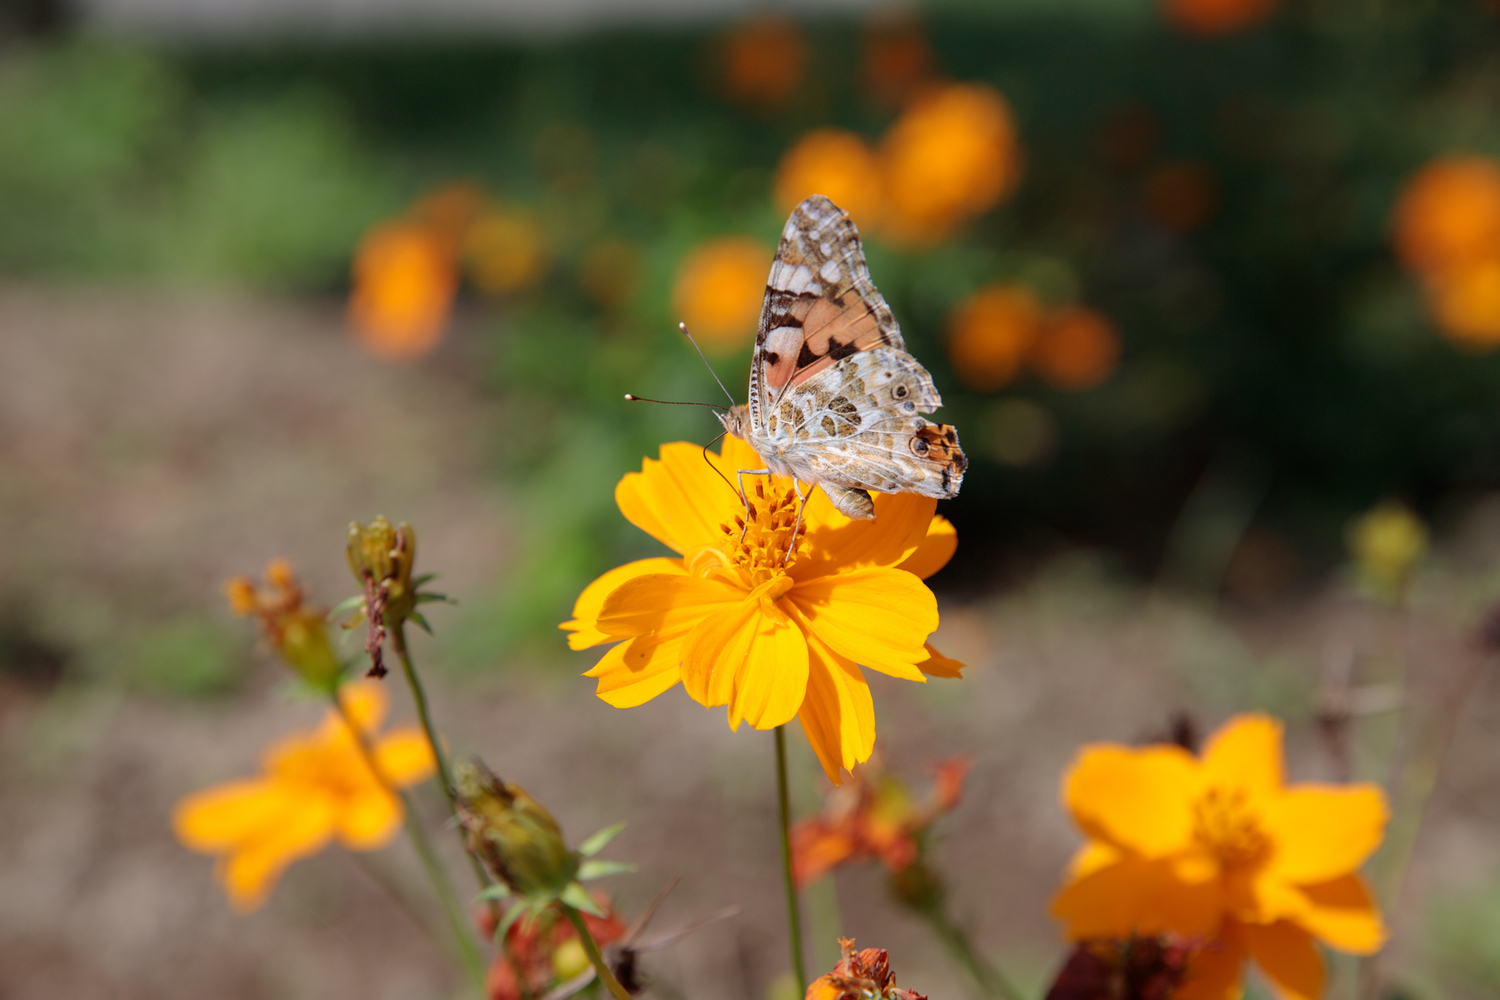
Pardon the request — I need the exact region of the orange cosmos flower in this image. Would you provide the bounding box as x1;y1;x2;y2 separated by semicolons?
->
347;221;458;363
561;435;962;784
1032;306;1122;390
792;755;968;887
1393;155;1500;275
671;237;772;351
1051;713;1389;1000
1423;257;1500;348
947;284;1044;392
860;13;936;110
720;15;808;114
775;129;886;229
808;938;927;1000
1162;0;1278;35
173;680;435;912
881;83;1021;245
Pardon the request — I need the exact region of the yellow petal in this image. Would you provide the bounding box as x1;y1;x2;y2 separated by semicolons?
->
336;786;404;850
680;601;809;730
219;793;338;912
789;567;936;682
173;778;294;852
561;557;685;649
1201;713;1284;804
917;642;964;678
1294;874;1386;955
1063;744;1198;857
374;728;437;787
1067;840;1121;878
616;443;746;555
1244;921;1325;1000
895;515;957;580
329;681;389;737
796;627;876;783
1176;924;1247;1000
1050;853;1224;939
1264;784;1388;883
590;632;688;708
596;573;740;638
794;492;938;579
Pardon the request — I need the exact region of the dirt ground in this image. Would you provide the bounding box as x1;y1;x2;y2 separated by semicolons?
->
2;287;1499;1000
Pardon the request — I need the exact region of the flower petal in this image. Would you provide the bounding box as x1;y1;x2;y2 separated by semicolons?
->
336;787;403;850
795;492;938;578
374;728;437;787
561;557;685;649
1050;853;1223;939
1201;713;1284;804
1264;784;1388;884
681;602;809;730
330;680;388;737
1294;874;1386;955
616;443;747;555
797;627;876;784
917;642;964;678
1066;839;1122;878
1063;744;1198;857
218;793;338;912
589;632;688;708
896;515;957;580
789;567;936;681
596;573;740;638
173;778;294;852
1176;924;1247;1000
1244;920;1325;1000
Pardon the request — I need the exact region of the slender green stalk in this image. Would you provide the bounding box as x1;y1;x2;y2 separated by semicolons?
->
775;725;808;992
332;693;486;991
921;903;1024;1000
561;904;634;1000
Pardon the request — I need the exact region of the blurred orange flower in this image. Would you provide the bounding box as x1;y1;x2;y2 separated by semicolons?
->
347;221;458;363
792;755;968;887
466;206;550;297
671;236;771;350
1162;0;1278;35
881;83;1022;245
808;938;927;1000
721;16;807;114
412;181;489;247
1425;259;1500;348
478;892;627;1000
173;680;435;912
1032;306;1122;390
225;558;341;690
775;130;886;229
1393;155;1500;274
860;14;936;110
1052;713;1388;1000
1142;161;1218;234
947;284;1044;392
561;436;962;784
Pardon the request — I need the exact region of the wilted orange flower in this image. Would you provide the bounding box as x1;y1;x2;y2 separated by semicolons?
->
173;681;435;911
881;83;1021;245
1142;161;1217;234
792;755;968;887
860;13;936;110
1162;0;1278;35
1393;155;1500;275
225;559;341;689
720;16;807;114
348;221;458;363
671;237;771;350
947;284;1044;392
561;436;962;783
808;938;927;1000
1032;306;1122;390
1052;713;1388;1000
478;892;627;1000
466;206;550;296
775;130;886;229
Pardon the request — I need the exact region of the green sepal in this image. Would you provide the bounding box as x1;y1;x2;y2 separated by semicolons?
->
577;822;625;857
415;591;454;605
496;899;532;945
578;859;636;881
409;611;434;636
413;573;440;587
560;882;604;917
327;595;365;622
475;883;513;903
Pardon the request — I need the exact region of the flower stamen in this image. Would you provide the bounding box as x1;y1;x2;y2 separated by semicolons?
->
1191;786;1269;867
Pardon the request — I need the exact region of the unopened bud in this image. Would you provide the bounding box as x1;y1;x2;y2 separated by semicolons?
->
807;938;926;1000
453;760;578;898
1348;501;1427;602
347;516;418;625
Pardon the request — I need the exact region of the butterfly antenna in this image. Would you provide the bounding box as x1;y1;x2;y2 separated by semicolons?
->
678;322;737;406
623;394;726;413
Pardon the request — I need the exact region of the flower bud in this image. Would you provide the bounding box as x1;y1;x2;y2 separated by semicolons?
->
453;760;579;898
807;938;926;1000
1348;501;1428;602
347;517;419;627
225;560;342;692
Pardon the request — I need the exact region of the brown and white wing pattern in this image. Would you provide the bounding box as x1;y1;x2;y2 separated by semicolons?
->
746;195;941;436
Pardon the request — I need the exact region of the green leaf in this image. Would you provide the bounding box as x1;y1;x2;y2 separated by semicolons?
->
409;611;434;636
560;882;604;917
413;572;440;587
475;883;513;903
577;822;625;857
497;899;530;944
578;859;636;881
416;592;455;605
327;595;365;621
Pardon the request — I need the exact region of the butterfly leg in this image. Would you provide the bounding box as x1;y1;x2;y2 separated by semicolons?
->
784;479;813;566
735;468;772;544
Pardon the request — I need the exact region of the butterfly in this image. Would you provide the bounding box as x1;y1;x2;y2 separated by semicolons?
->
716;194;966;520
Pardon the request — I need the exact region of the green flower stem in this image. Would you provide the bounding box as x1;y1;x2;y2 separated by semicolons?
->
391;624;501;900
921;902;1024;1000
561;903;634;1000
332;693;486;992
775;725;808;993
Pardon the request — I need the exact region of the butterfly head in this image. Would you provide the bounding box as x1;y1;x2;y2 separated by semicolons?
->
716;403;751;442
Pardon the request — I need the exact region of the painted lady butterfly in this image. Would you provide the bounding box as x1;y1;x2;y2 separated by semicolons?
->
717;194;966;520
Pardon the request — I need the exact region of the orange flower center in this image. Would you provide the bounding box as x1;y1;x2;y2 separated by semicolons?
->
1191;786;1269;867
706;480;808;588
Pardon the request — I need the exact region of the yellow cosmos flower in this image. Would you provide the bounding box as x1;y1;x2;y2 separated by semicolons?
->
1051;714;1389;1000
173;681;435;912
562;435;962;783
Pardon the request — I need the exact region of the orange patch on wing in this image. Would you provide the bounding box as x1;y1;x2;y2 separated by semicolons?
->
766;294;889;391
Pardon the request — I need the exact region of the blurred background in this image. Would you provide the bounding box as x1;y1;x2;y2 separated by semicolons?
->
6;0;1500;997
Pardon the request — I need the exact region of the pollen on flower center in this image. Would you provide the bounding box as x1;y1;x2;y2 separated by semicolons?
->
714;480;808;584
1191;786;1269;866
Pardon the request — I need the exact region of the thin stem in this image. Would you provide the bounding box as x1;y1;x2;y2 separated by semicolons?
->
346;850;443;951
775;725;808;992
922;903;1024;1000
332;693;486;991
561;904;634;1000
